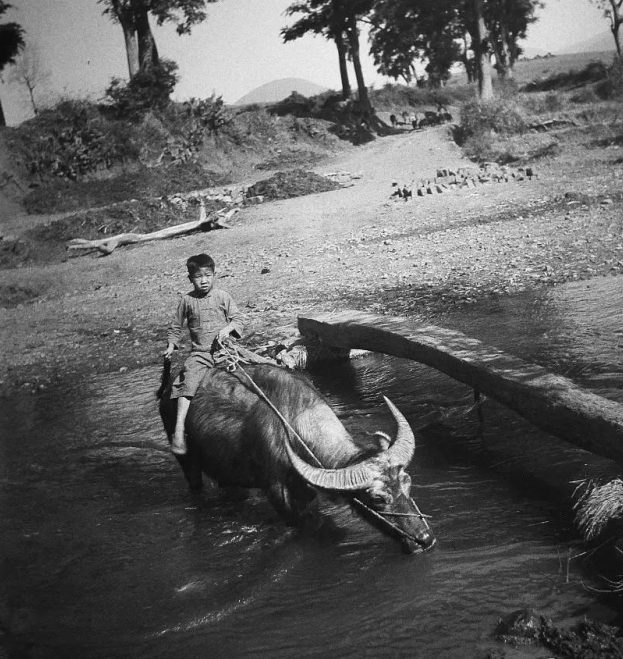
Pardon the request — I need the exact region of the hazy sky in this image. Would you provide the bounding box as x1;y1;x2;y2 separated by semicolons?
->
1;0;611;126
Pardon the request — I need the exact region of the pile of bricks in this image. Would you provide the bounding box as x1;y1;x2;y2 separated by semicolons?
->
392;163;537;200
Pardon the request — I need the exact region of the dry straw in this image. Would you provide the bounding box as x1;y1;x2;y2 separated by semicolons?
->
574;478;623;541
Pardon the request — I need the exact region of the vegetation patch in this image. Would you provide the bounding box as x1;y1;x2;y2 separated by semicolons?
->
245;169;343;201
522;57;623;102
1;196;224;270
523;61;609;92
23;161;230;215
255;149;325;171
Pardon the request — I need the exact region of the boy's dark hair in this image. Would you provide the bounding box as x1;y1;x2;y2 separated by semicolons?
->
186;253;215;275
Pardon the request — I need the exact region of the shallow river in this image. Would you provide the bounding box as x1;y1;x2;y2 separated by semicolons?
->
1;276;622;658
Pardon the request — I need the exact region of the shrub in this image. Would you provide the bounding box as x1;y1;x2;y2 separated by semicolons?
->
370;83;474;111
609;56;623;97
594;56;623;99
520;91;566;114
458;97;528;142
104;59;179;121
8;99;140;181
457;97;532;163
523;61;608;92
183;94;232;135
570;86;600;104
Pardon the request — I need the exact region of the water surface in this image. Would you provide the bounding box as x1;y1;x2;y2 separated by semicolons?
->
1;275;622;658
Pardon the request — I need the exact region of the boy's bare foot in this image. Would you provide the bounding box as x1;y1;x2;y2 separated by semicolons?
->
171;433;187;455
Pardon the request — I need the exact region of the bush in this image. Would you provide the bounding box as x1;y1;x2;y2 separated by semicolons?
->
570;87;600;104
457;97;533;163
182;94;233;135
7;99;140;181
609;56;623;97
523;61;608;92
370;83;474;111
593;56;623;99
104;59;179;121
521;91;566;114
458;97;528;142
23;161;229;214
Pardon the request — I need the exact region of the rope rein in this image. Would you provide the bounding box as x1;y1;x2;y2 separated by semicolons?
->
216;342;431;531
216;342;322;466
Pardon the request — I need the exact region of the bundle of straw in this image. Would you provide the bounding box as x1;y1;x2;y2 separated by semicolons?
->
574;478;623;541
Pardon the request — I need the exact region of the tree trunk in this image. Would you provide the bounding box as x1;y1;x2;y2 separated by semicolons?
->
611;22;622;57
473;0;493;100
345;18;370;110
0;96;6;127
122;21;139;78
608;0;623;57
335;31;351;100
136;8;159;71
491;38;512;79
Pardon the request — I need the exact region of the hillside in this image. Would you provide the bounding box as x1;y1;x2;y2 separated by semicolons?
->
559;30;617;54
235;77;330;105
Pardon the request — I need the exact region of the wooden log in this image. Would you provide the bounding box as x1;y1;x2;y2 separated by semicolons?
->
298;310;623;467
67;206;237;255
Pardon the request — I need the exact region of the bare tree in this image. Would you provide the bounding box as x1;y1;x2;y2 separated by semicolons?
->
591;0;622;56
8;41;50;116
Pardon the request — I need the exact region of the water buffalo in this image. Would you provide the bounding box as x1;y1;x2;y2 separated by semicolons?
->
159;362;435;554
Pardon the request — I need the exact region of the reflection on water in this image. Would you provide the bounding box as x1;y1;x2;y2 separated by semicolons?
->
438;276;623;401
1;276;622;658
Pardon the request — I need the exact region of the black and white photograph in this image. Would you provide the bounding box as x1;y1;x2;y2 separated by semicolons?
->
1;0;623;657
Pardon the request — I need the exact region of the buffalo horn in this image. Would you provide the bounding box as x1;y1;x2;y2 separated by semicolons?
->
284;438;375;491
383;396;415;466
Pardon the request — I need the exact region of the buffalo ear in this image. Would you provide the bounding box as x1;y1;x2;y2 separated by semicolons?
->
373;431;391;452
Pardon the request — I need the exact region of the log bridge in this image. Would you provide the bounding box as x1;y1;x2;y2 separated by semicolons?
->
298;311;623;469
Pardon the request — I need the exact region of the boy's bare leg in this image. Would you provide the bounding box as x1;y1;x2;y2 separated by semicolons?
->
172;396;191;455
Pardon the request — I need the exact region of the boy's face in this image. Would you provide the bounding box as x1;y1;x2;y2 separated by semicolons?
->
189;267;215;296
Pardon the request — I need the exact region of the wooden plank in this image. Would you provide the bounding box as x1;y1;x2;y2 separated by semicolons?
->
298;310;623;467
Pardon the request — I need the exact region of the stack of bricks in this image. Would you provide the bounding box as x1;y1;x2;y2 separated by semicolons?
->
411;163;537;198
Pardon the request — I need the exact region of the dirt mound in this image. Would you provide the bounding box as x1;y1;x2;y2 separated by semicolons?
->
245;169;343;201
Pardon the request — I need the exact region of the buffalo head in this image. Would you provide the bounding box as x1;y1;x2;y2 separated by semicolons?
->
284;397;435;554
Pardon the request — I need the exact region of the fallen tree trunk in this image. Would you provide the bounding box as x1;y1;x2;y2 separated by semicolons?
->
67;205;236;255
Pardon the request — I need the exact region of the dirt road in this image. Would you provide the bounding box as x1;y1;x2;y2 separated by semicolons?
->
1;124;622;395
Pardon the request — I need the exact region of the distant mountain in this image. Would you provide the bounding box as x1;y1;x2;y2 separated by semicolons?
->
557;30;617;55
234;78;330;105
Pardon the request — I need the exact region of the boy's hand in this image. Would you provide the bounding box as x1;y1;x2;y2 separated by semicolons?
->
217;326;232;345
163;344;175;359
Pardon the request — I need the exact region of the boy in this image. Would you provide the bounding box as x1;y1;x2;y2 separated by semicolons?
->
163;253;244;455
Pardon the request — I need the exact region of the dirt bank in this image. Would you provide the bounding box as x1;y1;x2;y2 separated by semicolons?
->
1;124;622;396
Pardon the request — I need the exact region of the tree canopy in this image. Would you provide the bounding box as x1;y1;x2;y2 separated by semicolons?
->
99;0;215;78
283;0;374;108
0;0;25;126
370;0;541;87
